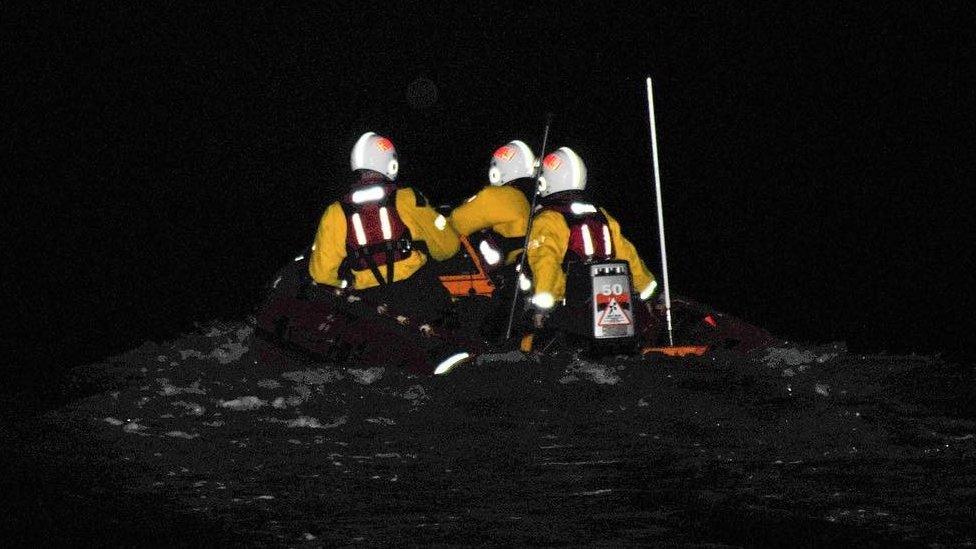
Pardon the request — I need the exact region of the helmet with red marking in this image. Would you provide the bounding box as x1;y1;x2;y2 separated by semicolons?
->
538;147;587;197
488;140;536;186
350;132;399;180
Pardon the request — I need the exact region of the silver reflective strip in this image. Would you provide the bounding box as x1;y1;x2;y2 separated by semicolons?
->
351;213;367;245
433;352;471;375
581;224;594;256
351;185;385;204
532;292;555;309
478;240;501;265
570;202;597;215
640;280;658;300
602;224;612;256
379;207;393;240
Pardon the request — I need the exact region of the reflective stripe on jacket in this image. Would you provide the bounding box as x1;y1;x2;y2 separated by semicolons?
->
449;183;531;265
310;186;459;289
527;204;656;307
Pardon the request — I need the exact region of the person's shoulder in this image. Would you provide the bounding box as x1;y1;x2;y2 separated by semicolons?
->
598;206;620;225
534;208;567;224
314;201;345;227
459;185;496;203
489;184;527;201
394;185;429;207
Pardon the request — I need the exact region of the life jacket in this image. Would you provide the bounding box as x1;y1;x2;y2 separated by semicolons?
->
473;177;538;268
338;181;415;285
540;192;614;266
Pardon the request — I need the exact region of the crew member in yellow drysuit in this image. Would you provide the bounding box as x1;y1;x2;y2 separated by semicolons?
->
449;140;537;269
309;131;459;323
526;147;658;327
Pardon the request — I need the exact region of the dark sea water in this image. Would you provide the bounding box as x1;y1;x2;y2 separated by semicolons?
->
3;322;974;546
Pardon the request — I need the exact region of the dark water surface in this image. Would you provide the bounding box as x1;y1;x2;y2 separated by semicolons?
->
3;322;975;546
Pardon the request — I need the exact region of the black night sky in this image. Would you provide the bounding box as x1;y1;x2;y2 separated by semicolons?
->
6;3;973;386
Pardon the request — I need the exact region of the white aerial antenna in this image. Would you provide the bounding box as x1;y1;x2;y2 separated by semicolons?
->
646;76;674;346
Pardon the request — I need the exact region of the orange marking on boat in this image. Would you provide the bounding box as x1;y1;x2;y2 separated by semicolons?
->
641;345;709;357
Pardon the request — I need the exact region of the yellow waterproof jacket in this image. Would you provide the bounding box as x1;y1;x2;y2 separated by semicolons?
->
527;207;656;308
449;185;530;265
309;187;460;289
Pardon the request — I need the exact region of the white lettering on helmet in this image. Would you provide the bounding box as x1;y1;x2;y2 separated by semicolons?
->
570;202;597;215
532;292;555;309
434;214;447;230
351;185;385;204
478;240;501;266
640;280;658;300
602;224;612;256
351;213;368;246
379;207;393;240
581;224;594;257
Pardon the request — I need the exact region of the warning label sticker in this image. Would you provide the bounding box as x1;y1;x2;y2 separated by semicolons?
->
590;266;634;339
597;296;632;326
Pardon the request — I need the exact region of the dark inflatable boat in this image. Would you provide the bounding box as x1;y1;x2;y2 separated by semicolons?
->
255;237;778;374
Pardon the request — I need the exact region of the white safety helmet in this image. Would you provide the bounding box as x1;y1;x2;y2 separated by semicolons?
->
350;131;399;180
487;140;536;186
538;146;587;196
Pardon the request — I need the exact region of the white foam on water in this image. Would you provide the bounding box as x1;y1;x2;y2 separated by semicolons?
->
171;401;205;416
763;344;845;368
476;350;528;365
575;489;612;496
122;421;147;434
218;396;267;411
157;378;206;396
212;340;249;364
286;415;348;429
347;367;385;385
164;431;200;439
281;369;343;385
400;384;429;405
568;354;621;385
763;347;817;367
256;379;281;389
